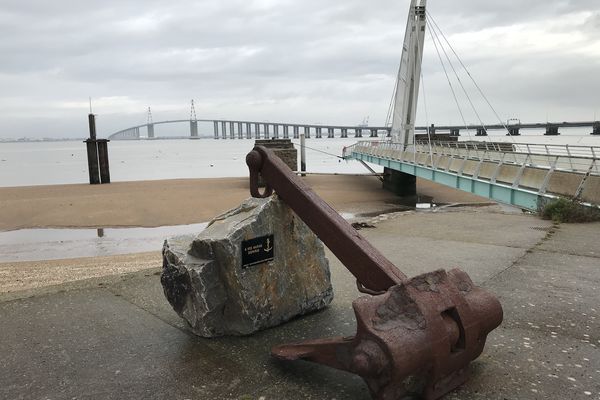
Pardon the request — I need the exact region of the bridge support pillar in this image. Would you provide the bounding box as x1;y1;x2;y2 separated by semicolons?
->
221;121;227;139
428;124;436;136
293;126;299;139
476;128;488;136
383;167;416;197
328;128;335;138
355;128;362;138
316;127;322;138
246;123;252;139
370;129;378;138
274;124;280;139
252;123;258;139
238;122;243;139
283;125;289;139
545;125;560;136
507;126;521;136
304;126;311;139
264;124;271;139
229;122;235;139
214;121;219;139
190;120;198;138
591;122;600;135
450;128;460;137
341;128;348;138
147;123;155;139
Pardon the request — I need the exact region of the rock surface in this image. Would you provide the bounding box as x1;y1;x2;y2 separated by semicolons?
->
161;195;333;337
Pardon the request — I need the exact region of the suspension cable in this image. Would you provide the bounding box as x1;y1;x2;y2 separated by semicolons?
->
427;23;471;141
427;11;513;137
427;18;485;139
297;142;345;159
385;65;400;129
421;69;434;164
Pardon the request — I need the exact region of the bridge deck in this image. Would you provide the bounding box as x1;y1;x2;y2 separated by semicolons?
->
345;141;600;211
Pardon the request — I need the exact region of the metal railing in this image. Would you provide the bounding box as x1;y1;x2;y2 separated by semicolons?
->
346;141;600;177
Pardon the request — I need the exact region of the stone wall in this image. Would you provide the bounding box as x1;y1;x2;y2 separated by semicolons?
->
255;139;297;172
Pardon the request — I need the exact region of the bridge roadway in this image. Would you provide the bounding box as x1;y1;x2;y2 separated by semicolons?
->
107;119;600;140
345;141;600;211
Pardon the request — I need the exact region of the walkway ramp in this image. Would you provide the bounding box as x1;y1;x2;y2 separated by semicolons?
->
345;141;600;210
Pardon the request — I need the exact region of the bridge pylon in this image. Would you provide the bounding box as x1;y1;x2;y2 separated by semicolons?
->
147;107;155;138
190;100;199;138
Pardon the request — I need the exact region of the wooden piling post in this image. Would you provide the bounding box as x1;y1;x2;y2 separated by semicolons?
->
84;113;110;184
97;139;111;183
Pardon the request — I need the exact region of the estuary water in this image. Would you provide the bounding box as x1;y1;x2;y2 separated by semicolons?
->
1;132;598;188
0;138;372;187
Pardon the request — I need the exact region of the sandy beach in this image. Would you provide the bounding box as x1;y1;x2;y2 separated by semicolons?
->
0;175;490;296
0;175;488;231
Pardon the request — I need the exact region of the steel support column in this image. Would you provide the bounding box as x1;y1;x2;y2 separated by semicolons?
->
221;121;227;139
190;120;199;137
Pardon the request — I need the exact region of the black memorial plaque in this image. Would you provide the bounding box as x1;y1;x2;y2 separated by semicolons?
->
241;234;274;268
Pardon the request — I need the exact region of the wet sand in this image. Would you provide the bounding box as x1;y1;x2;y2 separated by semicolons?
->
0;175;488;231
0;175;491;295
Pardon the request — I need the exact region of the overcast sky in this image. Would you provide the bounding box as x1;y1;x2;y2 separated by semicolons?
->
1;0;599;138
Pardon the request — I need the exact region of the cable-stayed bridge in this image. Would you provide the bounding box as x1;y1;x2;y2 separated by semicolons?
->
107;117;600;140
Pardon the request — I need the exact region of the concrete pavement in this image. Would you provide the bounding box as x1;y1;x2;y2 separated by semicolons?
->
1;207;599;399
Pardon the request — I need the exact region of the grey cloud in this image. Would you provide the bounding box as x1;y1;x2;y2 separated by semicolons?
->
0;0;599;138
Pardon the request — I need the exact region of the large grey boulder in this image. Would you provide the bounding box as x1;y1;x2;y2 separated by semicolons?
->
161;195;333;337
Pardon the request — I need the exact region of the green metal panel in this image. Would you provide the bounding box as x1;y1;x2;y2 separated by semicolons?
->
513;190;541;210
473;181;490;198
416;168;434;180
458;177;472;191
490;185;513;204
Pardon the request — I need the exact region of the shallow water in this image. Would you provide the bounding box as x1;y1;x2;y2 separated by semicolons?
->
0;223;208;263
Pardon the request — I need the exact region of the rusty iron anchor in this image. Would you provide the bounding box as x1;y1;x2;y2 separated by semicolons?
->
246;146;503;399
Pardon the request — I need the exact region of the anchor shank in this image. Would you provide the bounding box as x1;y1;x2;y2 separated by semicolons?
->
247;146;406;293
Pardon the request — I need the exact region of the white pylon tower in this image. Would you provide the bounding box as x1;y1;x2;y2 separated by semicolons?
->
190;99;197;122
391;0;427;147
